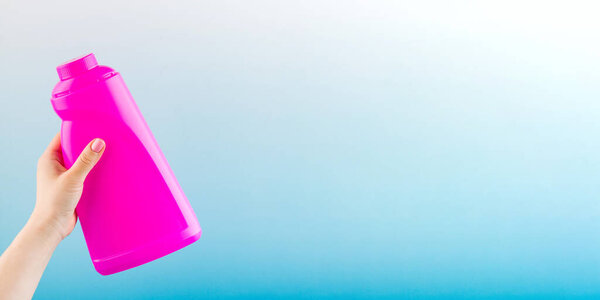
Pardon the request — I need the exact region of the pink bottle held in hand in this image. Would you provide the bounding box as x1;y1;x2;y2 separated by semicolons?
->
50;53;201;275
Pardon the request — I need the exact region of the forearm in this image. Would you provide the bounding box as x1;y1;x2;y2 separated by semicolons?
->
0;214;62;300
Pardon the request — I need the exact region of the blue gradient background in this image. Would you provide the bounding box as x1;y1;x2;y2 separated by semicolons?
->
2;1;600;298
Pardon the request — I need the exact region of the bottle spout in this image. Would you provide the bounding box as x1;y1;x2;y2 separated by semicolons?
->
56;53;98;81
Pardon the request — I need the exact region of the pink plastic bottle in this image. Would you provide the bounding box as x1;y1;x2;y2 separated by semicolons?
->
50;53;201;275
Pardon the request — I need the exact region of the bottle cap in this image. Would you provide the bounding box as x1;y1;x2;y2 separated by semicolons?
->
56;53;98;81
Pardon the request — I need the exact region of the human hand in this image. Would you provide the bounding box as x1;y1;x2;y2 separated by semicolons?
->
0;133;105;299
32;133;105;240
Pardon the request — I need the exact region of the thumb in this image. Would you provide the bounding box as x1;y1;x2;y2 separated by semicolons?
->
66;138;106;182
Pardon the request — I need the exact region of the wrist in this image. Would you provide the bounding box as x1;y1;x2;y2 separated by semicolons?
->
27;210;68;244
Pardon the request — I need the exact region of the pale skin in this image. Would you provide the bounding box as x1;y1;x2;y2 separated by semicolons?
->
0;133;105;300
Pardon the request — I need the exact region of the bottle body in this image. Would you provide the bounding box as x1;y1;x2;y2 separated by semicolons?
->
51;54;201;275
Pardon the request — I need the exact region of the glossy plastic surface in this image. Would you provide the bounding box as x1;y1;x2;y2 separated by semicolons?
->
50;53;201;275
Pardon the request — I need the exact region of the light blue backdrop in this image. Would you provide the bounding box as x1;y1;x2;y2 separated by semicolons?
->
1;1;600;298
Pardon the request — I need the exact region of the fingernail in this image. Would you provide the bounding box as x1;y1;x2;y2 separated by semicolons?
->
91;139;105;153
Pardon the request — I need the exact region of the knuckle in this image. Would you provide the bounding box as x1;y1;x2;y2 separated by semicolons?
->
79;153;94;166
59;173;83;190
37;156;44;167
